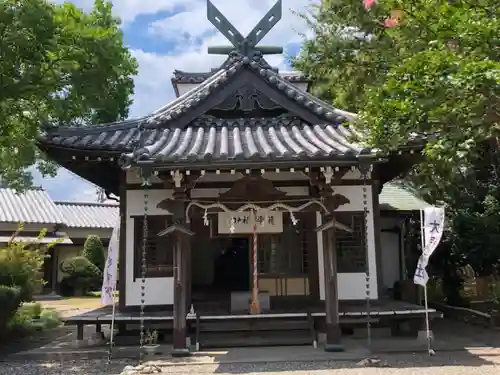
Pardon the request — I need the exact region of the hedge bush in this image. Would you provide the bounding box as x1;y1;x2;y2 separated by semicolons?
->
0;285;21;339
82;235;105;272
60;256;102;296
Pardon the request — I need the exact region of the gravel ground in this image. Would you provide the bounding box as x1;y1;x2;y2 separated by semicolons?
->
1;351;500;375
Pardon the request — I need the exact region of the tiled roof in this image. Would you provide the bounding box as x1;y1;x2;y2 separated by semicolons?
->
55;201;119;229
0;188;66;225
39;54;368;166
120;116;372;165
171;69;308;84
380;183;431;211
140;55;357;129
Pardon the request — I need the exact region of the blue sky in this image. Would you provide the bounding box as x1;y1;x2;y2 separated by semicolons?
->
39;0;316;202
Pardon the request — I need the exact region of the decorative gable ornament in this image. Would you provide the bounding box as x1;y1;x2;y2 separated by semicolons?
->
206;0;283;61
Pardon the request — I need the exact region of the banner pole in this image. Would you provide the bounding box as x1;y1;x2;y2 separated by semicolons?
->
423;281;432;354
108;288;117;363
419;210;425;305
420;209;433;356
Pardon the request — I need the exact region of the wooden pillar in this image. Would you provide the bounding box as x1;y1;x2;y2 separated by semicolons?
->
173;232;187;353
322;217;343;352
158;202;194;357
185;235;192;311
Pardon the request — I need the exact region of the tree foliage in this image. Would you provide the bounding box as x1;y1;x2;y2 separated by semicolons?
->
294;0;499;169
0;225;59;301
82;234;105;272
0;0;138;190
294;0;500;285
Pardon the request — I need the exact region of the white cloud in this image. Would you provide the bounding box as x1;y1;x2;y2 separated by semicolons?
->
40;0;317;199
149;0;313;48
129;0;315;117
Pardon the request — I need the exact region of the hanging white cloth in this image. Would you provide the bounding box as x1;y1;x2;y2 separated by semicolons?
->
414;207;445;286
101;222;120;306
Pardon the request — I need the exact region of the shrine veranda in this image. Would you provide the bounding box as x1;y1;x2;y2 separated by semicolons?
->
36;0;437;351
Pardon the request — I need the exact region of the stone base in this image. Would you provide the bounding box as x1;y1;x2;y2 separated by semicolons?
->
171;348;191;357
230;291;270;313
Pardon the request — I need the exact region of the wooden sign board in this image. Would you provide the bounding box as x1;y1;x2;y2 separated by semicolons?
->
218;210;283;234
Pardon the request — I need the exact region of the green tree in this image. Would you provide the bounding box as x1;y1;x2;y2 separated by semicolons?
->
294;0;500;303
294;0;499;170
82;235;105;272
0;0;138;190
0;224;60;301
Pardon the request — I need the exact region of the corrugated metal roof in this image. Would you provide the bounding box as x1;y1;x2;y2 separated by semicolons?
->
55;201;119;229
380;183;431;211
0;188;66;224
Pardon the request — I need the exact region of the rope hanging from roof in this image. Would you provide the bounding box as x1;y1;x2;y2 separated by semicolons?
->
184;199;330;227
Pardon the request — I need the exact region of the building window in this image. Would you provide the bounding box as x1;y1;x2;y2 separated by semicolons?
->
336;213;367;273
133;215;173;278
257;214;308;276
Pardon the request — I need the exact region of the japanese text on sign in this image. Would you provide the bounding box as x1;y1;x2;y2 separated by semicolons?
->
218;210;283;234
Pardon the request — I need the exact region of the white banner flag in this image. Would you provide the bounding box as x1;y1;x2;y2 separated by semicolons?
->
414;207;445;286
101;223;120;306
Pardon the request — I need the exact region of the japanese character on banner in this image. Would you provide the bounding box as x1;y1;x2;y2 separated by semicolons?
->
414;207;445;287
414;259;429;287
101;223;120;306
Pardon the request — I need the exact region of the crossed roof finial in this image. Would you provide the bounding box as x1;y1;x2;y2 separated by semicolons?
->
206;0;283;58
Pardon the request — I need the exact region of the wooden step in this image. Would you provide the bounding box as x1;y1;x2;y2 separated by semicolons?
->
195;318;310;333
196;329;312;348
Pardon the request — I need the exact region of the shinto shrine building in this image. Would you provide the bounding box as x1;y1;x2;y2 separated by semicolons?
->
37;0;438;353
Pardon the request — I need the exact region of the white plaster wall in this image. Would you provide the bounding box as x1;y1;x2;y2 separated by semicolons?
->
317;185;378;300
380;217;402;291
125;181;378;305
125;189;174;306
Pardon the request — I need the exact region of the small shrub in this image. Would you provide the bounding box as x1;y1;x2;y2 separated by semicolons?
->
21;302;42;318
7;302;37;333
0;235;48;301
40;309;61;329
82;235;105;272
0;285;21;337
60;256;102;296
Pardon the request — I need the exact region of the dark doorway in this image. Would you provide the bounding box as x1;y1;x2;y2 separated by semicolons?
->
214;237;250;291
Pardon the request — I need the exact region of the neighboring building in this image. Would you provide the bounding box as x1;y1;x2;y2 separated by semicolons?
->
0;188;118;293
35;1;430;351
51;201;119;288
